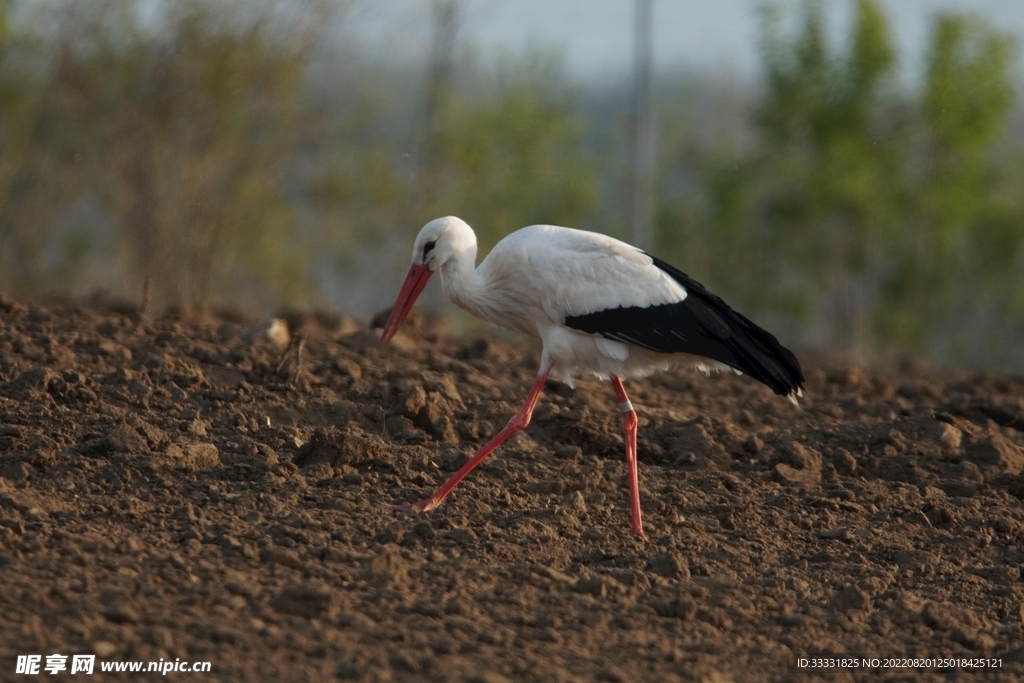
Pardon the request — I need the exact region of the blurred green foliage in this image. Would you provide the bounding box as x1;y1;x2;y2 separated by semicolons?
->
0;0;1020;370
417;62;598;253
0;0;317;308
657;0;1022;368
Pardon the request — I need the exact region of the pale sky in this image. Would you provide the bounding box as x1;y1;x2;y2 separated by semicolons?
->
350;0;1024;84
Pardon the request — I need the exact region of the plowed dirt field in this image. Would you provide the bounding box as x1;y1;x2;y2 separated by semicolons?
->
1;295;1023;681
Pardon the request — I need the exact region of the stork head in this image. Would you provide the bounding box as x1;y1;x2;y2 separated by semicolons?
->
411;216;476;271
379;216;476;348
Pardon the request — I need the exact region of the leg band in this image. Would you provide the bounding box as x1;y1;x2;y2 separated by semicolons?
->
619;400;634;414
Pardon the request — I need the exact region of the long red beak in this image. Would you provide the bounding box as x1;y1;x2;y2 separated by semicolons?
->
379;263;433;348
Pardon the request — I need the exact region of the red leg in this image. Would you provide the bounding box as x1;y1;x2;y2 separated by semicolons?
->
390;366;552;512
611;376;645;538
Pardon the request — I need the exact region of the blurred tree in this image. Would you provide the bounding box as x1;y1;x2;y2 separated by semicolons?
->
306;44;598;312
419;66;599;252
0;0;325;310
102;0;313;308
657;0;1021;369
754;0;901;360
0;0;88;292
896;14;1018;359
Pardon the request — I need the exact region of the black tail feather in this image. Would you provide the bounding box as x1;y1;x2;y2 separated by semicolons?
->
564;255;805;397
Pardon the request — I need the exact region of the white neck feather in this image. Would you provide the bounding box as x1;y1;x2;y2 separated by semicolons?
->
439;244;485;316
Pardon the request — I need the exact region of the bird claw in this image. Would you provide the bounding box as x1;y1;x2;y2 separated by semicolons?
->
385;499;436;513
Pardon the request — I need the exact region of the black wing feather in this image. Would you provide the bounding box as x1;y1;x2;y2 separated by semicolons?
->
563;255;805;396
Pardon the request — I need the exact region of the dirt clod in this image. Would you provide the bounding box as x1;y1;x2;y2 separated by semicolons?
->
830;584;871;612
270;582;338;619
967;434;1024;475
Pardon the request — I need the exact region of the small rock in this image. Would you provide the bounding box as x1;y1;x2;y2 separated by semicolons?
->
103;605;138;624
266;319;290;349
93;641;117;658
937;422;962;451
817;527;852;540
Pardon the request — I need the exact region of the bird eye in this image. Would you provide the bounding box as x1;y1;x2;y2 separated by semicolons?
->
422;240;437;260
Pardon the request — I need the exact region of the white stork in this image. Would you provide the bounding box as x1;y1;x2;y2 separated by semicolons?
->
379;216;804;537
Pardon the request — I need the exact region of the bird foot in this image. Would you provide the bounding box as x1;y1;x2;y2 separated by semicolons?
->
386;498;439;513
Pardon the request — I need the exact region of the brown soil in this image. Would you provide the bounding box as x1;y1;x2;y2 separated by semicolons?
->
1;295;1024;682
